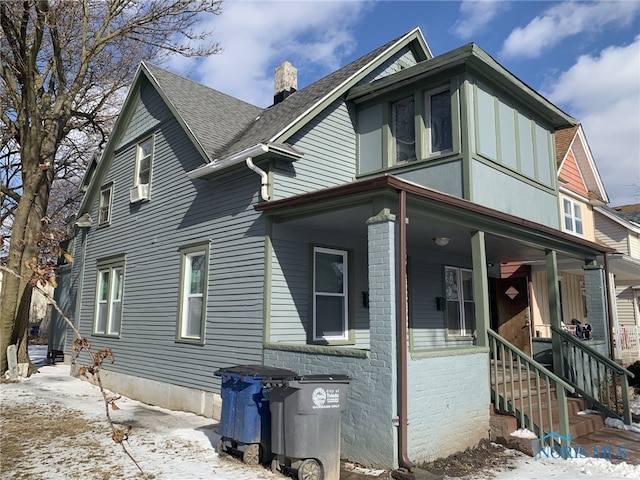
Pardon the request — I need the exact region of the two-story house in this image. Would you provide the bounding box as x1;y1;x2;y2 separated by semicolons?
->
529;125;612;361
595;204;640;364
59;28;617;470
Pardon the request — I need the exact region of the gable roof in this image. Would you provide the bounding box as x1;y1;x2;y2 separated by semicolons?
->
187;27;431;178
79;28;432;212
555;124;609;204
143;62;263;161
347;42;577;129
221;28;431;157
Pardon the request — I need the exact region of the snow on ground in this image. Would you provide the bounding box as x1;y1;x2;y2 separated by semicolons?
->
0;346;639;479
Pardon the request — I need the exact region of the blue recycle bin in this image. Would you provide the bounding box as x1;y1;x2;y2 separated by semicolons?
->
214;365;295;465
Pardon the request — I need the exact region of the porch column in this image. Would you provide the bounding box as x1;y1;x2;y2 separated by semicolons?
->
471;230;489;347
366;208;398;468
583;261;610;357
546;250;564;377
547;249;571;446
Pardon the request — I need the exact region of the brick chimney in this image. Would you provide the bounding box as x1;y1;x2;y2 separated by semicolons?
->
273;61;297;105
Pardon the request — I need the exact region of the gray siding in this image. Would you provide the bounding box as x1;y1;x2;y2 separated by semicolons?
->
270;222;370;348
595;213;630;254
616;285;638;326
76;83;266;394
396;160;464;198
359;46;419;85
119;80;167;148
274;99;356;199
471;160;559;227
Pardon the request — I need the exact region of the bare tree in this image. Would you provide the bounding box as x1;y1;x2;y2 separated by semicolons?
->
0;0;223;374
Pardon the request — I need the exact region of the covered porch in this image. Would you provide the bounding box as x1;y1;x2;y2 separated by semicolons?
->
257;175;614;468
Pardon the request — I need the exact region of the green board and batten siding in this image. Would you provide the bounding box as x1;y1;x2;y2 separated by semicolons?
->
74;82;266;393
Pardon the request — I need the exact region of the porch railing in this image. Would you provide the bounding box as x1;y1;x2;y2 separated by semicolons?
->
551;325;635;424
488;329;575;446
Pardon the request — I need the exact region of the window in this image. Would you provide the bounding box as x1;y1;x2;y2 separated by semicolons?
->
445;266;475;336
177;244;209;342
98;184;113;226
313;247;349;341
93;257;125;336
135;137;153;187
392;97;416;163
563;198;583;235
426;88;452;155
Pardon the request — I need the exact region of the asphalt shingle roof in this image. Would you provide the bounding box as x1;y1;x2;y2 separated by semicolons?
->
554;124;579;167
143;31;415;162
143;62;263;160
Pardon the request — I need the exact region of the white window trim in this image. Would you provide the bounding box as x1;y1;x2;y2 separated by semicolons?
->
98;184;113;226
425;86;453;157
177;243;209;343
445;266;475;337
313;246;349;342
93;258;125;336
134;136;154;188
563;197;584;236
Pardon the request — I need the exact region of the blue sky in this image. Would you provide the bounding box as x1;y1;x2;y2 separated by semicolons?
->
168;0;640;207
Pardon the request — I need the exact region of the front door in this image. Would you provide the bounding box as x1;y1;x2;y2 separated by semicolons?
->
493;277;532;355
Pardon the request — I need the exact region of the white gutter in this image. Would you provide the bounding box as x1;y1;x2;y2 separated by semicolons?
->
186;143;269;179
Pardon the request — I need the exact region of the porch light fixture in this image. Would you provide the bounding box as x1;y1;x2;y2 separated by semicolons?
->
433;237;450;247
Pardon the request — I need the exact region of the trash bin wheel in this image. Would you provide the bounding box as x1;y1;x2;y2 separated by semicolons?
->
242;443;261;465
216;438;228;458
298;458;323;480
270;458;281;474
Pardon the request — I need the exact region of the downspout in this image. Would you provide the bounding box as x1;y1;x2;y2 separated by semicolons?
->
246;157;270;201
603;253;616;360
397;189;413;469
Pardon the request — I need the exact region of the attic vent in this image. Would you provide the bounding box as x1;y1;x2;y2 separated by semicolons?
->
273;61;297;105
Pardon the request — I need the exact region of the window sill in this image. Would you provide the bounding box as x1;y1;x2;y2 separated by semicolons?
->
411;345;489;359
175;338;204;346
264;342;369;358
91;333;121;339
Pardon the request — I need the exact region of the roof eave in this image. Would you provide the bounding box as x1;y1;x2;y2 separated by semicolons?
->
186;142;303;180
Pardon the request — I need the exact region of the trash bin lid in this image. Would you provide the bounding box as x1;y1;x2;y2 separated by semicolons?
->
214;364;296;379
291;374;351;383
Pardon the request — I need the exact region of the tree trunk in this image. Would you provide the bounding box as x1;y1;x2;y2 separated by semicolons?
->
1;149;53;374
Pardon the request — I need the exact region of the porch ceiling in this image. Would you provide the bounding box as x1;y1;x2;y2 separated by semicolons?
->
279;204;550;265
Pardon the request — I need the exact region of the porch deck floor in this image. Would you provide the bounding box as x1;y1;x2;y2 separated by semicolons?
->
573;427;640;464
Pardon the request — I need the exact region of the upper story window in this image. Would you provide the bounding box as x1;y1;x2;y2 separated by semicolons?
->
130;136;153;203
357;82;457;176
312;246;350;343
136;137;153;186
445;266;475;337
426;88;452;155
94;256;125;337
563;198;583;235
177;243;209;343
98;184;113;226
392;97;416;163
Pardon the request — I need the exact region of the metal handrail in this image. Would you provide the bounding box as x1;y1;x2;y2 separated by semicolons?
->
551;325;634;424
488;329;573;446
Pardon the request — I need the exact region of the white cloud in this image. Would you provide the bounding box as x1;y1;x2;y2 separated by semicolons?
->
544;36;640;206
167;0;369;107
501;1;640;59
452;0;508;40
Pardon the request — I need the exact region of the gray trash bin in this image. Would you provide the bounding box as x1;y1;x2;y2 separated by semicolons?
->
264;374;351;480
